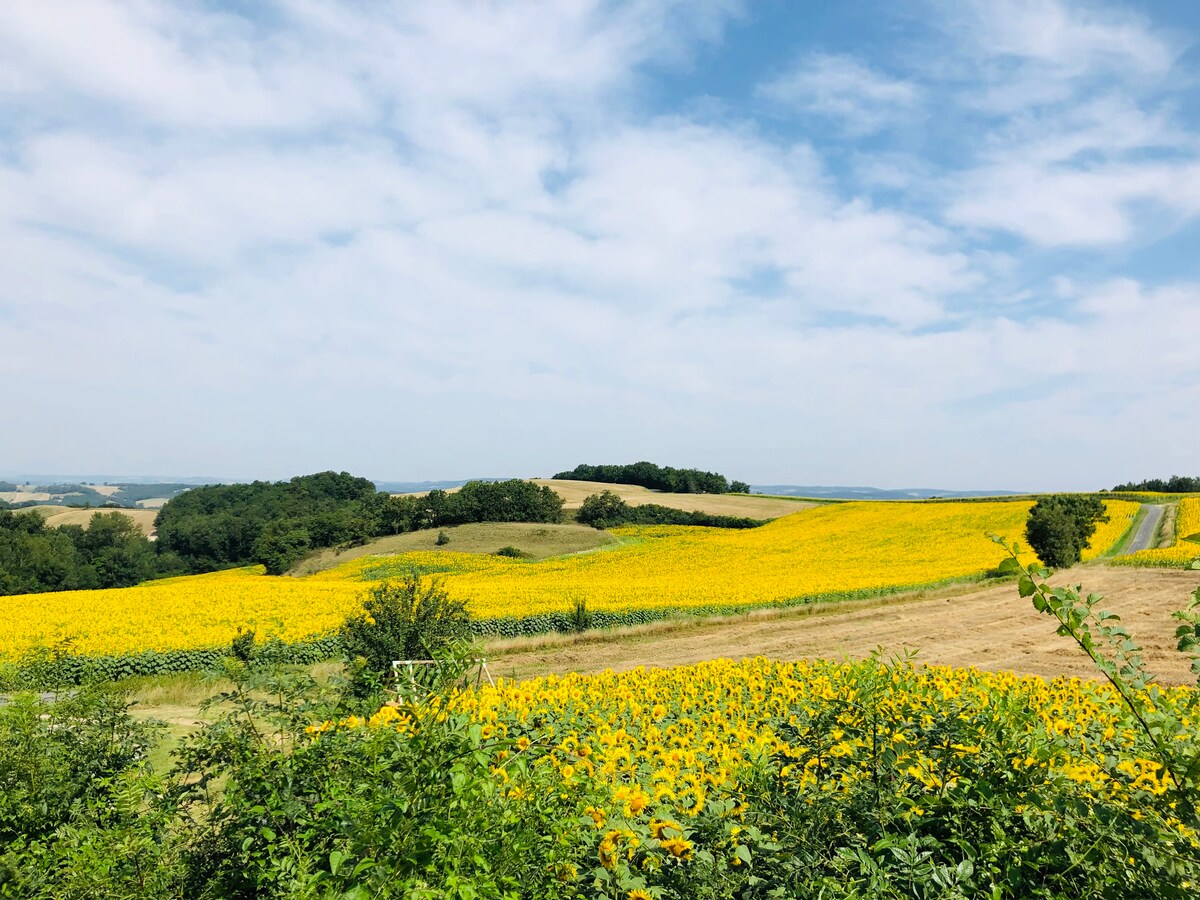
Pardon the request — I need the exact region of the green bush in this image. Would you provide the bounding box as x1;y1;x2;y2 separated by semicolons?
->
494;545;531;558
340;575;471;673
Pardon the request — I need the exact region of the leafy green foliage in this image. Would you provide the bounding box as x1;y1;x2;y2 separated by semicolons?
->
0;686;159;848
1024;494;1109;567
554;461;746;494
170;666;595;899
577;490;767;530
154;471;381;574
340;575;471;675
0;509;170;596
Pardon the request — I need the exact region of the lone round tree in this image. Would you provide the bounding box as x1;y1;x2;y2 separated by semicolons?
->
1025;495;1109;568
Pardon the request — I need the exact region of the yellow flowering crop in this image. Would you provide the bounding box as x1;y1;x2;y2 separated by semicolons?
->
441;657;1197;838
0;499;1138;660
1115;498;1200;568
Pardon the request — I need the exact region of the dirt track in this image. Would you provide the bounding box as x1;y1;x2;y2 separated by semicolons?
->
489;566;1200;685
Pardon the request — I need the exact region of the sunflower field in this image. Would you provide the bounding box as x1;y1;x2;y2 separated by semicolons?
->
1114;498;1200;568
0;499;1139;678
308;655;1200;897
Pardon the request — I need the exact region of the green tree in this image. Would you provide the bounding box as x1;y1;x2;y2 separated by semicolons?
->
1025;495;1109;568
577;490;630;529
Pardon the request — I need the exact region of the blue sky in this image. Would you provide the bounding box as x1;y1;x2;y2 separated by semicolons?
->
1;0;1198;490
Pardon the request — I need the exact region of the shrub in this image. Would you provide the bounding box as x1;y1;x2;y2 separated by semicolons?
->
494;545;530;559
434;529;450;546
340;575;470;673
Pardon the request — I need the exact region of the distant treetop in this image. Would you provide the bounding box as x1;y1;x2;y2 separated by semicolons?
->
1111;475;1200;493
552;461;750;495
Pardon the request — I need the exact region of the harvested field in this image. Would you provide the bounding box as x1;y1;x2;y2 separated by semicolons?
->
19;505;159;535
531;479;814;518
488;565;1200;686
290;521;619;575
0;491;52;503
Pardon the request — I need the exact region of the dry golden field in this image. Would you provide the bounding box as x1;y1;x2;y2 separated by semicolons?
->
19;505;159;535
530;478;814;518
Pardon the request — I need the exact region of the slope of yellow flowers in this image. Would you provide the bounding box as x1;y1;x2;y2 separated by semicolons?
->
1114;498;1200;568
443;657;1195;820
0;499;1139;660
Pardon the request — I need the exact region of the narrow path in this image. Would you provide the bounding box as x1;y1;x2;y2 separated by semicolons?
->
1124;503;1166;554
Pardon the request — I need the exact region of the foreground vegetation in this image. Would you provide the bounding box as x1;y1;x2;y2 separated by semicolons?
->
0;499;1141;683
3;553;1199;898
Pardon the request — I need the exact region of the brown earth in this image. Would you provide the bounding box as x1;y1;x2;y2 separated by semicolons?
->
487;565;1200;686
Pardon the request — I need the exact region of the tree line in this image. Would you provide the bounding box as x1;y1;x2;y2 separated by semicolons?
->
0;509;183;596
553;460;750;494
1111;475;1200;493
155;473;565;575
576;490;765;529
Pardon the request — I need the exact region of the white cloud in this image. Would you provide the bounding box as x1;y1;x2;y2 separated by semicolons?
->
1;0;1198;489
758;53;917;135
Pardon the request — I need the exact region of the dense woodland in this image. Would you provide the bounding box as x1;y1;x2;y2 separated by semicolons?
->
1111;475;1200;492
0;509;182;596
156;472;565;575
553;460;749;494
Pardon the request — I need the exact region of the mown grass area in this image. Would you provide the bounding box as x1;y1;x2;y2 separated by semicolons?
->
289;521;620;575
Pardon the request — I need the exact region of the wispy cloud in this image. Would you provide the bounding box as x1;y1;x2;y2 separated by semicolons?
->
757;53;917;135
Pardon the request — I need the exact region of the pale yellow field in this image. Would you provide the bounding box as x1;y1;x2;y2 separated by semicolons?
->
18;505;158;536
531;479;813;518
0;491;52;503
0;499;1140;660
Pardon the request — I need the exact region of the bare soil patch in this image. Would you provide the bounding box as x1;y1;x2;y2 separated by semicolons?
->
488;566;1200;686
531;479;815;519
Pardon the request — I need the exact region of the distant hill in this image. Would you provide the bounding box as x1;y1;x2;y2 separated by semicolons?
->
4;474;224;485
0;480;195;509
752;485;1026;501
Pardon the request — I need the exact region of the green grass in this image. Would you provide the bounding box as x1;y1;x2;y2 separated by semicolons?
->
289;522;620;576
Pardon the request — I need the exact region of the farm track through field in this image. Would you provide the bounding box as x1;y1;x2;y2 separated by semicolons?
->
1124;503;1167;554
490;565;1200;686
